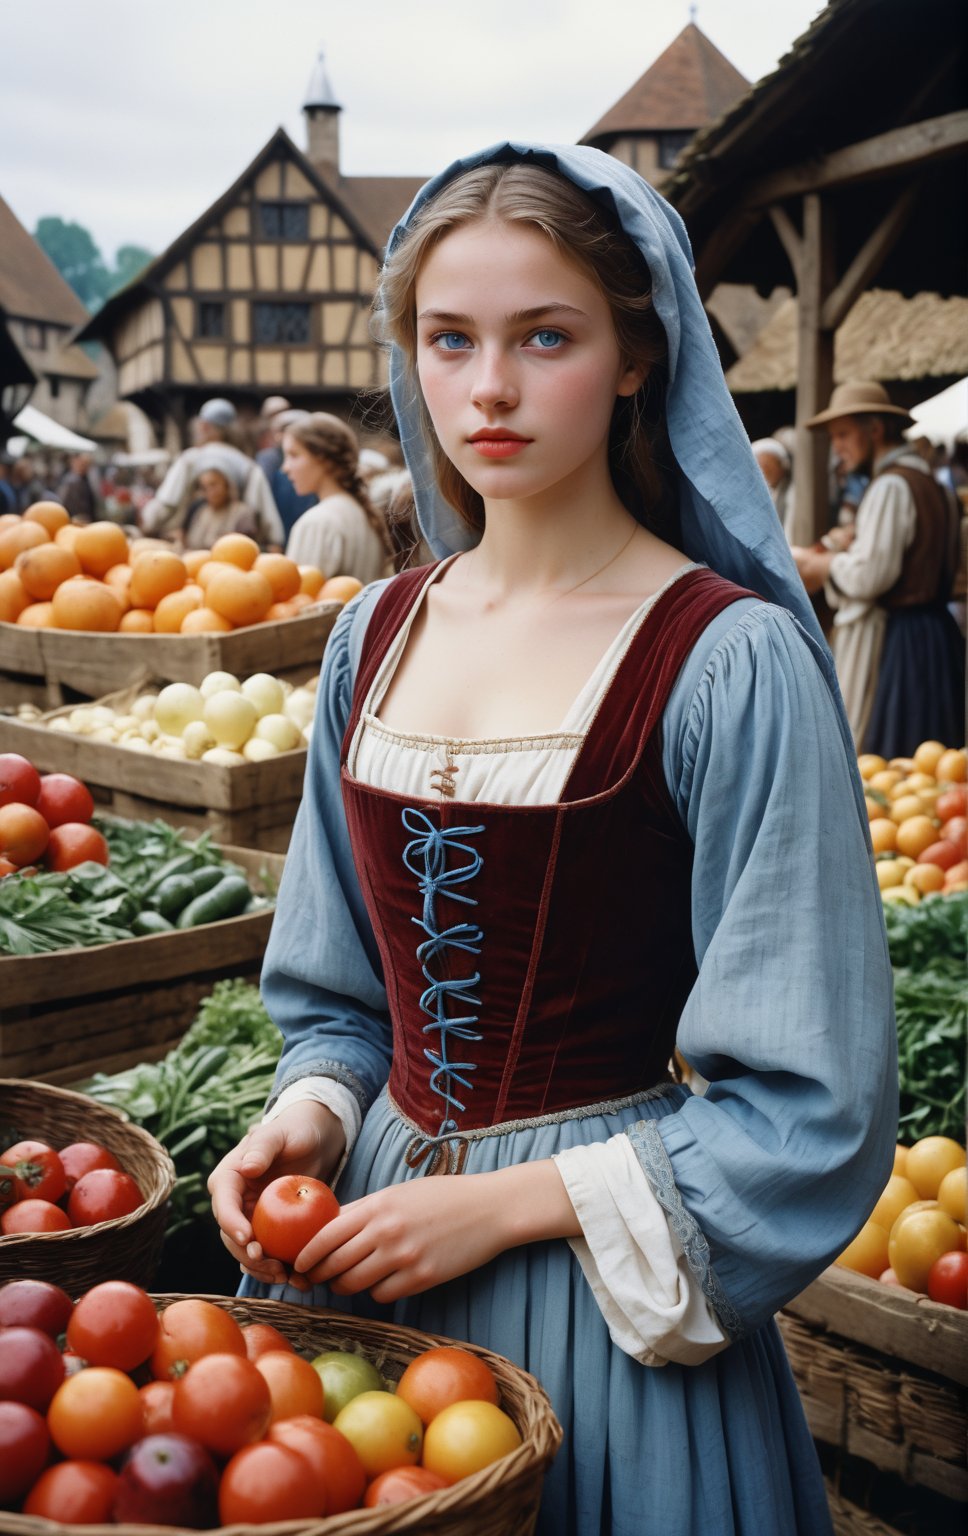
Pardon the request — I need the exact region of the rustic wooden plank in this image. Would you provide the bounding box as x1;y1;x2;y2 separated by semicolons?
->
821;186;918;332
767;204;802;283
783;1267;968;1386
792;192;835;546
844;1424;968;1503
0;622;46;675
692;207;763;300
745;110;968;206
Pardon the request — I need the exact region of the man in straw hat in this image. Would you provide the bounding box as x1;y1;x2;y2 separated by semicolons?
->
792;381;963;757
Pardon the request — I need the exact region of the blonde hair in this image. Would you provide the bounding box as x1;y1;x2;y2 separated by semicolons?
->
377;163;676;540
286;413;393;556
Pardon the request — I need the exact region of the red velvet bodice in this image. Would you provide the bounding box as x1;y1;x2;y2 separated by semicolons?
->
340;565;750;1164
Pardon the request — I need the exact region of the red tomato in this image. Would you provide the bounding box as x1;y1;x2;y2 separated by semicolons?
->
941;815;968;854
67;1281;159;1371
219;1442;325;1525
23;1461;119;1525
927;1250;968;1309
46;822;109;871
0;802;49;866
172;1354;271;1457
68;1167;142;1226
47;1368;145;1461
35;772;95;828
0;1278;73;1336
364;1465;450;1506
936;785;967;822
151;1297;246;1379
0;1326;65;1411
2;1197;72;1234
0;855;17;877
139;1379;177;1435
0;1401;50;1505
0;753;41;809
396;1346;500;1425
916;839;963;871
1;1142;66;1203
268;1415;366;1515
242;1320;295;1360
255;1349;325;1423
59;1139;122;1191
251;1174;340;1264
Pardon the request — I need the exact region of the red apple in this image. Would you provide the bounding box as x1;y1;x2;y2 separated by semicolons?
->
0;1326;65;1411
0;1279;73;1337
113;1434;219;1529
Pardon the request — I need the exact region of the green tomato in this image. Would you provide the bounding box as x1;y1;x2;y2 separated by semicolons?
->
311;1350;383;1423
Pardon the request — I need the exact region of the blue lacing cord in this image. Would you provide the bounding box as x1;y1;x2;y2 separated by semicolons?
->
401;807;485;1162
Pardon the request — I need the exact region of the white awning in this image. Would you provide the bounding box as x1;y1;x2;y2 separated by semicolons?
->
906;378;968;450
11;404;97;451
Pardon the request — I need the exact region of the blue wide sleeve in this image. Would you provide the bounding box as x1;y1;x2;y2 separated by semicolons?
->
635;601;898;1338
261;586;393;1118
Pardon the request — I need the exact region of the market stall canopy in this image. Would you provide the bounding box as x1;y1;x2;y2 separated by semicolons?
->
12;403;97;451
907;378;968;449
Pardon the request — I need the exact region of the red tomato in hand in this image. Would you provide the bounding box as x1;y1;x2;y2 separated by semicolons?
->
35;772;95;828
927;1250;968;1309
59;1139;122;1191
67;1281;159;1371
0;753;41;809
46;822;109;871
251;1174;340;1265
0;1140;66;1203
68;1167;142;1226
0;1401;50;1505
23;1461;119;1525
2;1198;72;1234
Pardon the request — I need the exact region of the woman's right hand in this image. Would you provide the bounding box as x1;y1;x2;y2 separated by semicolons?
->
208;1101;346;1286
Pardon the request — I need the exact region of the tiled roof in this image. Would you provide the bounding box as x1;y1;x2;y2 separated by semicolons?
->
0;195;90;328
582;22;749;140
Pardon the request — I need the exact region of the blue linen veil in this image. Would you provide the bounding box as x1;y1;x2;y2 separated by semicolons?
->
386;140;841;702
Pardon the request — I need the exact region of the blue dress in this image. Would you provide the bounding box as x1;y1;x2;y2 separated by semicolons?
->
240;572;897;1535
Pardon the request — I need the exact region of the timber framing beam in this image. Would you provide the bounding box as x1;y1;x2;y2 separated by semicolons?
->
820;185;919;331
744;109;968;207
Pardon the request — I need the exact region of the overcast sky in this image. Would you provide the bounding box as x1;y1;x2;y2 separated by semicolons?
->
2;0;823;263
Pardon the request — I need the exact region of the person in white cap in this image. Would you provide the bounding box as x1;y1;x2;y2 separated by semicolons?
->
751;437;795;541
140;398;284;548
792;380;963;755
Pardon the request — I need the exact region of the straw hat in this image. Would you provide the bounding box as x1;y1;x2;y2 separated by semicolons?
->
806;380;914;429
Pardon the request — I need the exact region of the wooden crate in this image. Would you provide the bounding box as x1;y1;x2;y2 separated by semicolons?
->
0;599;340;702
779;1266;968;1505
0;689;308;853
0;844;284;1084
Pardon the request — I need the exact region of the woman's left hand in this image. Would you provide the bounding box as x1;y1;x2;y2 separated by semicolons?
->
293;1161;580;1304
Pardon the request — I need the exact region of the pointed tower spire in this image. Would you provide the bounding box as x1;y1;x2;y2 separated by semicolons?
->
303;51;342;172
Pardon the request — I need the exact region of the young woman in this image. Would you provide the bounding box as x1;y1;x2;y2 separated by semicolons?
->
282;412;393;584
210;144;896;1536
178;447;260;551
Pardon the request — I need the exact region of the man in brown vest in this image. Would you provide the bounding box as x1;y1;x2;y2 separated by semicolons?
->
792;380;963;757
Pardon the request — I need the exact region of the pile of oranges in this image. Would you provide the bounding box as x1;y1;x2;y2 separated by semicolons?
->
860;739;968;903
0;505;362;634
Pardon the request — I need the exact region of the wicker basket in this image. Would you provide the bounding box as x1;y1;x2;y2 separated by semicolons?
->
4;1294;562;1536
0;1079;175;1290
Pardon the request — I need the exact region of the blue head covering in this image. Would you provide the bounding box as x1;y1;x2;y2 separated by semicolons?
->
386;140;835;681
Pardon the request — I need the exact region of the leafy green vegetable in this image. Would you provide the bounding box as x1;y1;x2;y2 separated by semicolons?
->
83;980;281;1233
885;892;967;1141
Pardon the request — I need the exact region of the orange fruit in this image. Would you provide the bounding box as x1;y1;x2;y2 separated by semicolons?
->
16;602;55;627
906;1137;966;1200
205;567;273;628
871;1174;920;1233
895;816;940;859
320;576;363;604
120;608;155;633
180;606;233;633
54;523;82;553
129;550;187;609
888;1203;964;1292
0;802;50;866
183;548;211;578
835;1219;889;1279
128;537;173;558
154;587;202;633
210;533;259;570
0;520;49;570
265;600;297;621
23;501;70;536
893;1145;909;1176
14;542;82;601
421;1400;522;1483
936;748;967;784
937;1166;967;1224
0;570;30;623
396;1347;499;1426
0;512;21;532
287;592;314;611
254;552;301;602
51;577;123;633
195;560;220;590
904;863;945;895
74;522;130;578
298;565;325;596
868;818;897;854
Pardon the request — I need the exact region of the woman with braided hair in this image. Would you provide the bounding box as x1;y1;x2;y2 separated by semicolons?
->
283;412;393;584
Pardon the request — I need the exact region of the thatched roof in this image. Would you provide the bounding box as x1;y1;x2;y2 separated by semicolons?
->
582;23;748;141
727;289;968;393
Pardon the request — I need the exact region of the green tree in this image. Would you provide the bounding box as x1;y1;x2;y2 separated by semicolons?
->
110;244;154;294
34;216;111;309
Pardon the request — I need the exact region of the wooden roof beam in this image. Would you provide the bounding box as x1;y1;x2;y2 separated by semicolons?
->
821;184;919;332
744;109;968;207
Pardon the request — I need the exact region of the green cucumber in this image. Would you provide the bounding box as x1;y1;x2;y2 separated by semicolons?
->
186;866;226;897
153;873;198;918
175;875;252;929
132;910;175;936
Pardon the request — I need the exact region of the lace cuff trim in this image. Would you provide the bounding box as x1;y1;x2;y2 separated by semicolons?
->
627;1118;745;1341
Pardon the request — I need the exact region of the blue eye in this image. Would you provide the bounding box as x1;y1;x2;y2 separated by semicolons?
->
432;331;471;351
529;329;565;349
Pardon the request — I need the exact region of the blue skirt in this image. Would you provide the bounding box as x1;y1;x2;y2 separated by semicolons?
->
863;604;966;760
239;1087;832;1536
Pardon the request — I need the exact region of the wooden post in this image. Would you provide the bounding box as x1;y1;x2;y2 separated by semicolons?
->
793;194;836;545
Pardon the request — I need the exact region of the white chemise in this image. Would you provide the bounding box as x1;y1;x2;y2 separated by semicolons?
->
269;557;727;1364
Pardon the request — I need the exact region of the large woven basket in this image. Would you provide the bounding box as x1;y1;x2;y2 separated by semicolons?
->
0;1078;175;1290
5;1294;562;1536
